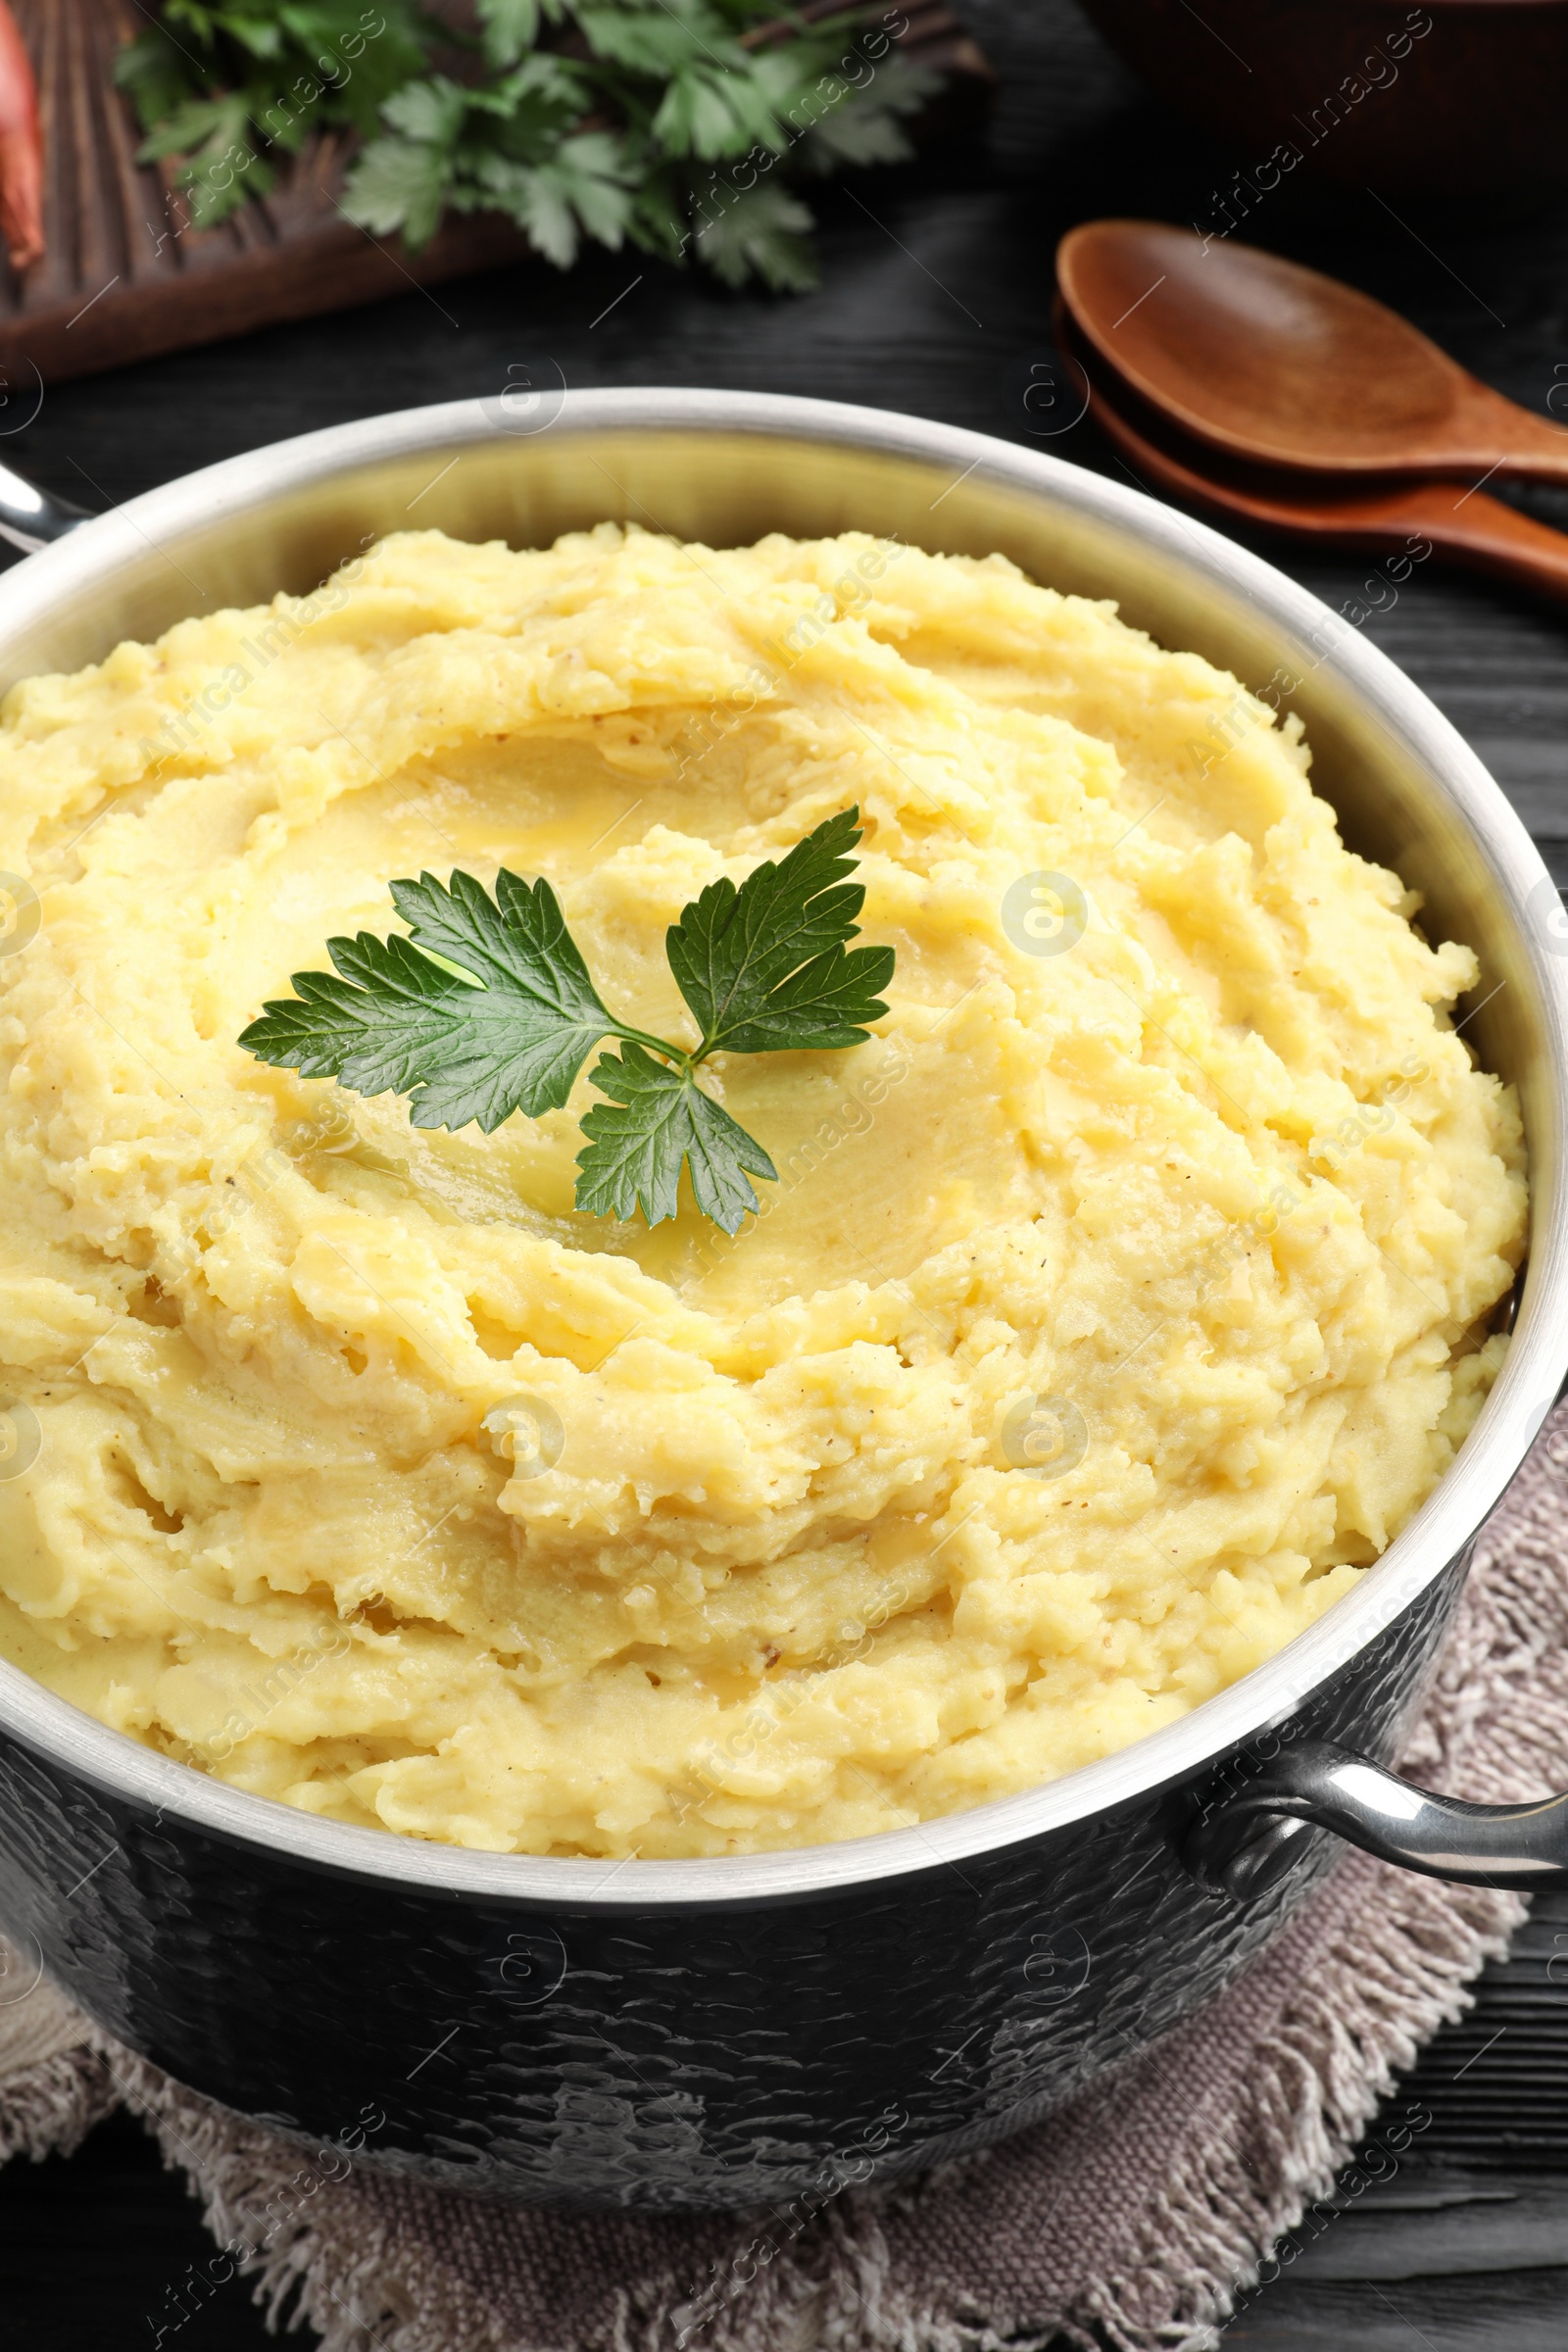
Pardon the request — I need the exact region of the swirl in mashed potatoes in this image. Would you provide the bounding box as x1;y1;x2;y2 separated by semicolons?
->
0;524;1526;1855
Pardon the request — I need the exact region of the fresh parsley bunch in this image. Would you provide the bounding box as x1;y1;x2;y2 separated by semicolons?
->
114;3;432;223
115;0;939;290
240;808;895;1232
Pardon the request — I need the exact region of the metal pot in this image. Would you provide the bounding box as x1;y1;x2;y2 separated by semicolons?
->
0;389;1564;2210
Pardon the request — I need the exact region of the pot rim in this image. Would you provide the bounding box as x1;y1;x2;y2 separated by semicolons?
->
0;385;1562;1909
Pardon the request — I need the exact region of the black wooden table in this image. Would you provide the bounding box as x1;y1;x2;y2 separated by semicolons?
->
4;3;1568;2342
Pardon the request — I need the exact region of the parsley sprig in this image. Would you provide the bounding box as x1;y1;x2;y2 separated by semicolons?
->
239;808;894;1232
115;1;941;291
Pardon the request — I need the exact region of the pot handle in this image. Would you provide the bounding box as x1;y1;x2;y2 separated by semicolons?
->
1185;1739;1568;1899
0;457;91;556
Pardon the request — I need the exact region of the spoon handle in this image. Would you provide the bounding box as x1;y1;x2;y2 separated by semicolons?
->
1071;344;1568;608
1400;481;1568;603
1470;388;1568;488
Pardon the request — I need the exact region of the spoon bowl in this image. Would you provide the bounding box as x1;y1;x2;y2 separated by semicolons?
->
1051;298;1568;608
1057;220;1568;485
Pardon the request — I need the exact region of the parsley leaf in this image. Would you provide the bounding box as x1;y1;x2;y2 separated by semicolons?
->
239;807;891;1234
240;868;619;1134
343;129;452;248
667;805;894;1054
464;129;638;268
115;2;429;225
478;0;566;72
794;56;943;173
693;181;818;294
576;1043;776;1231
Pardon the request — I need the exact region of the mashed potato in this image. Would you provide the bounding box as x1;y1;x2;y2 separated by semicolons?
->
0;524;1525;1856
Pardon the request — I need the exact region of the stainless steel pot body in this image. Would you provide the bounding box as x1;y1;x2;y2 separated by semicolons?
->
0;1549;1465;2208
0;391;1562;2210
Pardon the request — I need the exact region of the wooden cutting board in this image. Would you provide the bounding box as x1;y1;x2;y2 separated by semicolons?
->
1;0;993;388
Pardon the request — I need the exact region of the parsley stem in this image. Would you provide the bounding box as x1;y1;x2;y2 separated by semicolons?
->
608;1020;701;1076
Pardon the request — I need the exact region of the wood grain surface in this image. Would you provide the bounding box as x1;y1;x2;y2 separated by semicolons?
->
2;1;1568;2342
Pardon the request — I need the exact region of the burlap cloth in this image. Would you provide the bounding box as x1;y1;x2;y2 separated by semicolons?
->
7;1405;1568;2352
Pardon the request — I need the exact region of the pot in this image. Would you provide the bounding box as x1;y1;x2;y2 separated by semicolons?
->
0;388;1564;2210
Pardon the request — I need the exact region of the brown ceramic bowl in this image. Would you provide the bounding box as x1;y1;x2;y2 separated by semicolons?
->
1078;0;1568;204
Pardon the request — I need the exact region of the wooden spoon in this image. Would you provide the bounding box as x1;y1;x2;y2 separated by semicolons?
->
1051;303;1568;605
1057;220;1568;486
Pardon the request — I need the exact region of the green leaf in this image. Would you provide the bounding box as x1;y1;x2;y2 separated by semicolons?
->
305;3;433;125
800;99;916;171
692;179;819;292
240;868;618;1133
470;131;635;266
627;166;692;264
163;0;231;38
466;54;583;125
113;29;195;132
795;58;942;173
575;1044;776;1231
381;74;469;148
153;90;264;226
459;65;584;177
343;132;452;246
742;43;827;110
476;0;562;68
134;94;241;165
550;129;639;240
666;806;892;1054
216;11;288;58
652;62;781;160
387;868;593;1010
576;6;708;74
120;0;433;175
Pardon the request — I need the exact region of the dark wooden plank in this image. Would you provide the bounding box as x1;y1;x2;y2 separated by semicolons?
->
1225;2266;1568;2352
1219;1895;1568;2343
1280;2173;1568;2282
